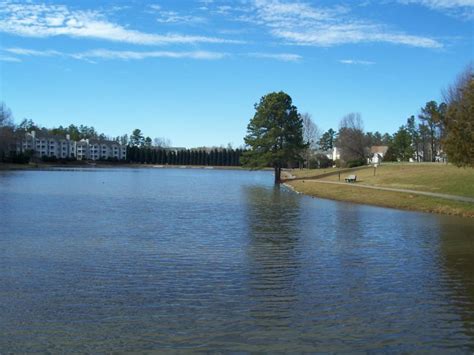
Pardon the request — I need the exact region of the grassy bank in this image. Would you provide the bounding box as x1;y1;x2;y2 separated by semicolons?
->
287;163;474;218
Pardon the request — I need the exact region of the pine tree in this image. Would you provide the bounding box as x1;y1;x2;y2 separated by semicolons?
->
242;92;307;183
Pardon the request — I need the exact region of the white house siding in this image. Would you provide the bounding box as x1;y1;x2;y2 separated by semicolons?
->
17;132;127;160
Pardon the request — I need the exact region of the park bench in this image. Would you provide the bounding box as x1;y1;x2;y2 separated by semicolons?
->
345;175;357;183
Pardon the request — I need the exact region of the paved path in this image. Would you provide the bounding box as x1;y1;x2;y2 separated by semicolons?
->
298;179;474;204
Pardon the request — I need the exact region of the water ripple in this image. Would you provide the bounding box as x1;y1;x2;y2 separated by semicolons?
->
0;168;474;352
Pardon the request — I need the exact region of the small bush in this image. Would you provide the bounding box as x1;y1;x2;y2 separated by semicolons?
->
41;155;58;162
347;159;366;168
6;151;32;164
309;154;333;169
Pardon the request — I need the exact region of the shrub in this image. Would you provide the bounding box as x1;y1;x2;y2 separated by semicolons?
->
41;155;58;162
309;154;333;169
347;159;366;168
7;151;32;164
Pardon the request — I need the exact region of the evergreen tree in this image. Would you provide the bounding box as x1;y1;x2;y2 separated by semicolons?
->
391;126;415;161
319;128;336;151
366;131;383;146
144;137;152;147
138;147;146;163
419;101;444;162
242;91;307;183
130;129;145;147
418;123;431;162
381;133;392;146
406;115;420;162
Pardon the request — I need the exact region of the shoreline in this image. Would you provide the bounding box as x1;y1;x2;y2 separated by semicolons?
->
283;177;474;219
0;162;271;172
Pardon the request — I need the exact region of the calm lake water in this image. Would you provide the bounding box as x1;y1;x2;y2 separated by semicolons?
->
1;168;474;352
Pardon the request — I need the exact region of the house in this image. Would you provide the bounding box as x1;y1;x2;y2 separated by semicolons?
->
368;146;389;164
332;147;341;161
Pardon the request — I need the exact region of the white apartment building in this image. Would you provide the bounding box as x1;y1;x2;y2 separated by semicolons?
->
17;131;127;161
18;131;76;159
76;140;88;160
84;139;126;161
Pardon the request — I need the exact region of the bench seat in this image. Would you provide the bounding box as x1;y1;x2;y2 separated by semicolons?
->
345;175;357;183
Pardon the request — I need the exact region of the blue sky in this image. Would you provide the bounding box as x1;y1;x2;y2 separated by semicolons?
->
0;0;472;148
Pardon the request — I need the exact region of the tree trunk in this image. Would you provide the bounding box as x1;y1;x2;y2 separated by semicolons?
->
274;166;281;184
431;139;436;162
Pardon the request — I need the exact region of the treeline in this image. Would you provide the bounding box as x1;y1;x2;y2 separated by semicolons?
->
14;118;110;141
384;66;473;166
316;109;455;167
313;117;394;168
318;128;392;152
127;147;243;166
0;103;18;162
311;65;473;167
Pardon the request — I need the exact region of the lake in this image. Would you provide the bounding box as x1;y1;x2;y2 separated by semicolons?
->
1;168;474;352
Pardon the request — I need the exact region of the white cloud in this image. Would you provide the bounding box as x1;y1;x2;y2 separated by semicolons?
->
156;11;207;24
397;0;474;18
247;0;442;48
0;1;240;45
247;52;302;62
339;59;375;65
4;47;227;61
149;5;161;11
71;49;227;61
4;47;306;63
215;5;233;15
5;47;62;56
0;0;447;52
147;4;207;24
398;0;474;9
0;54;21;62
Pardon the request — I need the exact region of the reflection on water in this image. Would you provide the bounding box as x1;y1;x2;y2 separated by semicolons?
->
0;168;473;352
244;185;302;346
439;218;474;340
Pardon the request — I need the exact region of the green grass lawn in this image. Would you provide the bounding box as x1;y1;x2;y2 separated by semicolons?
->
288;163;474;217
288;179;474;218
289;166;369;179
318;163;474;197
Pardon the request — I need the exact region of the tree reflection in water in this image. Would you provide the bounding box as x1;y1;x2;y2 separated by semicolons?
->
242;184;303;340
439;217;474;345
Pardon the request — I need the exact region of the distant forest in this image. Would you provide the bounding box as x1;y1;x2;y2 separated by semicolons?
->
127;146;244;167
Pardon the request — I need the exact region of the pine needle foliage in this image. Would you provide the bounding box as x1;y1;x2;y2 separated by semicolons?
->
242;91;307;183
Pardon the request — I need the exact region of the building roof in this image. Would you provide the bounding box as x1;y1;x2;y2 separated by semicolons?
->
21;131;125;147
83;139;122;146
370;146;389;154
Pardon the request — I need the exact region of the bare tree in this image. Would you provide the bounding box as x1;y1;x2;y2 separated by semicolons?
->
0;102;13;127
153;137;172;148
443;63;473;105
302;113;320;149
336;113;368;165
301;113;320;168
442;64;474;167
0;102;15;161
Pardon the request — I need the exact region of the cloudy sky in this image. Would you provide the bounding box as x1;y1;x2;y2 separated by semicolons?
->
0;0;472;147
